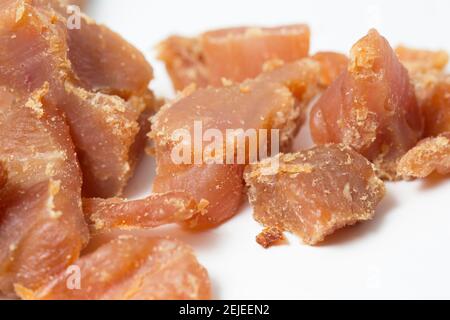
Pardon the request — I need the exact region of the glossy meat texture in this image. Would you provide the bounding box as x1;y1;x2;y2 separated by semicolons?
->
151;59;320;229
311;51;349;88
83;192;202;233
245;145;386;245
398;132;450;178
0;87;89;296
16;236;212;300
158;25;310;90
0;0;153;197
310;30;423;180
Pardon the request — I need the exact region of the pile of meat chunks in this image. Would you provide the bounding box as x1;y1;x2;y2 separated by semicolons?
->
0;0;449;299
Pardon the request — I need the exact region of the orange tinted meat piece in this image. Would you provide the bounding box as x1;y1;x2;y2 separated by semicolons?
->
0;0;153;197
256;227;285;249
312;51;349;88
396;46;448;74
83;192;201;233
396;47;450;137
398;132;450;178
151;59;320;229
158;25;310;90
422;76;450;137
396;46;448;109
310;30;423;180
245;144;386;245
0;87;89;296
16;236;212;300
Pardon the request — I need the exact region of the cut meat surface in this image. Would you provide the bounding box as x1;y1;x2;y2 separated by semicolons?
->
158;25;310;90
310;29;423;180
16;236;212;300
0;0;153;197
245;144;386;245
151;59;320;228
0;86;89;296
83;192;202;233
398;132;450;178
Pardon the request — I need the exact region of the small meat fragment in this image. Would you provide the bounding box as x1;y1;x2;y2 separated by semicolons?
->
311;51;349;88
310;30;423;180
398;132;450;178
0;87;89;296
245;144;386;245
256;227;285;249
83;192;201;233
0;0;153;197
158;25;310;90
151;59;320;228
16;236;212;300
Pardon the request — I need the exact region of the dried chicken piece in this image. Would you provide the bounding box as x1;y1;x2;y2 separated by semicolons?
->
151;59;320;228
256;227;285;249
311;51;349;88
83;192;201;233
16;236;212;300
396;46;448;74
310;30;423;180
398;132;450;178
245;144;386;245
0;0;153;197
396;47;450;137
396;46;448;107
158;25;310;90
0;86;89;296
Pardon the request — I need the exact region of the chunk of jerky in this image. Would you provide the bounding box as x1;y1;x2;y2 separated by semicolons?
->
0;0;153;197
396;46;448;74
245;144;386;245
0;86;89;296
151;59;320;228
158;25;310;90
396;48;450;137
311;51;349;88
310;30;423;180
396;46;449;108
398;132;450;178
16;236;212;300
83;192;201;233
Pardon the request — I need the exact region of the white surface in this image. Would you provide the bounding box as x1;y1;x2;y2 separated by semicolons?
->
89;0;450;300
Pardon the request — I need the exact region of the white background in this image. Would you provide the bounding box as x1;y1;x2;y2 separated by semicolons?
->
89;0;450;299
